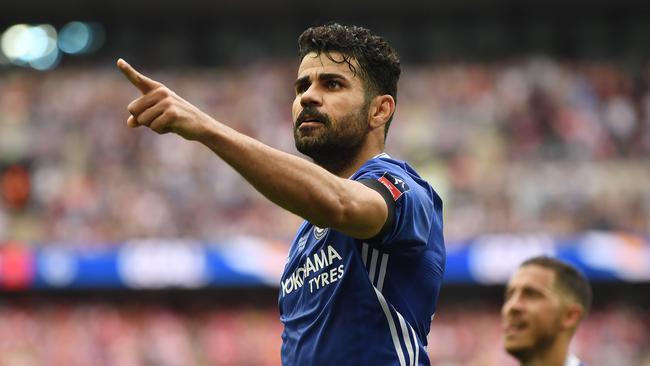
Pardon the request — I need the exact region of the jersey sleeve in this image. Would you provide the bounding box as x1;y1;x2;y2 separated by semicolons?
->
356;163;439;253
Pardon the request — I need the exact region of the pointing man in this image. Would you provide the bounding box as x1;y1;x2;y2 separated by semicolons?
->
118;23;445;365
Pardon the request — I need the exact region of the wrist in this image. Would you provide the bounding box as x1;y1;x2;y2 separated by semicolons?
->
192;114;221;144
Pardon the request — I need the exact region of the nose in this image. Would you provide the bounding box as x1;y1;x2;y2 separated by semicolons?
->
300;83;322;108
502;294;523;317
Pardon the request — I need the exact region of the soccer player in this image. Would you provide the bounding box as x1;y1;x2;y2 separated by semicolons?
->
502;256;592;366
118;23;445;365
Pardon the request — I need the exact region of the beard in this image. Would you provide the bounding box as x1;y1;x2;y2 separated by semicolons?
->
294;101;371;174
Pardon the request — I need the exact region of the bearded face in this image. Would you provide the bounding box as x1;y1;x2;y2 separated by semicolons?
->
293;100;370;168
292;52;373;172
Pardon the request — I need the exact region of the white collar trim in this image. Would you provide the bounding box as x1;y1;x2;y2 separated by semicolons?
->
348;153;392;179
565;354;582;366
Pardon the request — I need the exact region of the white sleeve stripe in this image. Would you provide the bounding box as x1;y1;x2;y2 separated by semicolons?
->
409;324;420;365
370;251;411;365
376;253;388;292
364;244;412;365
396;310;415;366
373;287;407;366
368;248;379;284
362;243;369;267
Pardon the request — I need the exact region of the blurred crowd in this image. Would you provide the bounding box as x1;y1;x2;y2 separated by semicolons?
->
0;302;647;366
0;57;649;245
429;304;650;366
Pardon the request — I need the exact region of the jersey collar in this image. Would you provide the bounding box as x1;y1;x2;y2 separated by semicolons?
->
373;152;390;159
565;354;582;366
348;152;392;179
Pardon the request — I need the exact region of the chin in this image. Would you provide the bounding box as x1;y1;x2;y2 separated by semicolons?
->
295;142;322;157
505;342;534;361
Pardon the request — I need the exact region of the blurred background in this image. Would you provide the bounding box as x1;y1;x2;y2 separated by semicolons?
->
1;0;650;365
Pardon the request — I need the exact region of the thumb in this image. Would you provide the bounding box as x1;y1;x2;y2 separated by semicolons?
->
116;58;161;94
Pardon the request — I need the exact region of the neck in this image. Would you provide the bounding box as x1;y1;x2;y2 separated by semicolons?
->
317;148;383;178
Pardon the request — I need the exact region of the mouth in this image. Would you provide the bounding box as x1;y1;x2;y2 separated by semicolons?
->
503;321;528;336
297;116;324;129
299;121;323;129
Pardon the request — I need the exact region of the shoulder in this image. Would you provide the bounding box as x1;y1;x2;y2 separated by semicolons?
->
353;154;440;204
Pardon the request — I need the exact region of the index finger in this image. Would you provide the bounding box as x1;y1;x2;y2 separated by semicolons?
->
116;58;161;94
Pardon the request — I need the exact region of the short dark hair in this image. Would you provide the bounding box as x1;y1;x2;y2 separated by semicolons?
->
298;23;401;139
521;256;592;318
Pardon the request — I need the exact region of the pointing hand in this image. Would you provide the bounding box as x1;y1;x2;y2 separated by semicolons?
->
117;58;211;139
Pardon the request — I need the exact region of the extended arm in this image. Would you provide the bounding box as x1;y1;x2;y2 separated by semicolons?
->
117;59;388;239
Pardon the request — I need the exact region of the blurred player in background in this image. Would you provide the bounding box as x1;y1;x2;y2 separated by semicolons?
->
117;23;445;365
502;256;592;366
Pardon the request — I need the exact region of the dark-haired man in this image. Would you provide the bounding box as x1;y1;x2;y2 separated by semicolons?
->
502;256;592;366
118;23;445;366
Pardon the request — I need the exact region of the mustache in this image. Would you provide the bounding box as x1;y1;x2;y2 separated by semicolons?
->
295;106;331;128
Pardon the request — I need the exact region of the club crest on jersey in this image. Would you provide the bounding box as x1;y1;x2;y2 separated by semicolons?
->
378;172;409;201
313;226;328;240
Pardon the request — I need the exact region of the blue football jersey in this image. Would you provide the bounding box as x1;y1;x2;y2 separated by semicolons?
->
279;153;445;366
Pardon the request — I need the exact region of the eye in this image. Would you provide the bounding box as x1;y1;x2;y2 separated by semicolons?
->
295;83;308;94
522;288;542;299
325;80;342;90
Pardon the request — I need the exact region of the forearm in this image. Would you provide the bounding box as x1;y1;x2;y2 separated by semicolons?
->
116;58;387;238
195;116;381;234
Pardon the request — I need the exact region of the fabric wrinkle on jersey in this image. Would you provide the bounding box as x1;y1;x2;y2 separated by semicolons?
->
279;153;445;366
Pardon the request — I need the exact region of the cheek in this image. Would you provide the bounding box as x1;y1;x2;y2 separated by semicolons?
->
530;306;557;330
334;97;355;112
291;99;301;120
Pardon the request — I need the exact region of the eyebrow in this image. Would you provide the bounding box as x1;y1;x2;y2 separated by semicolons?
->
294;76;310;90
294;73;348;89
319;73;348;82
505;282;548;296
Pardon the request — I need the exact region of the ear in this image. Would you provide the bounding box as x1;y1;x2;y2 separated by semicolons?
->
368;94;395;130
561;302;583;330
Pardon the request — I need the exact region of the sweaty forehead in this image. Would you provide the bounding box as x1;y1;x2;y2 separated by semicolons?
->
297;52;359;79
